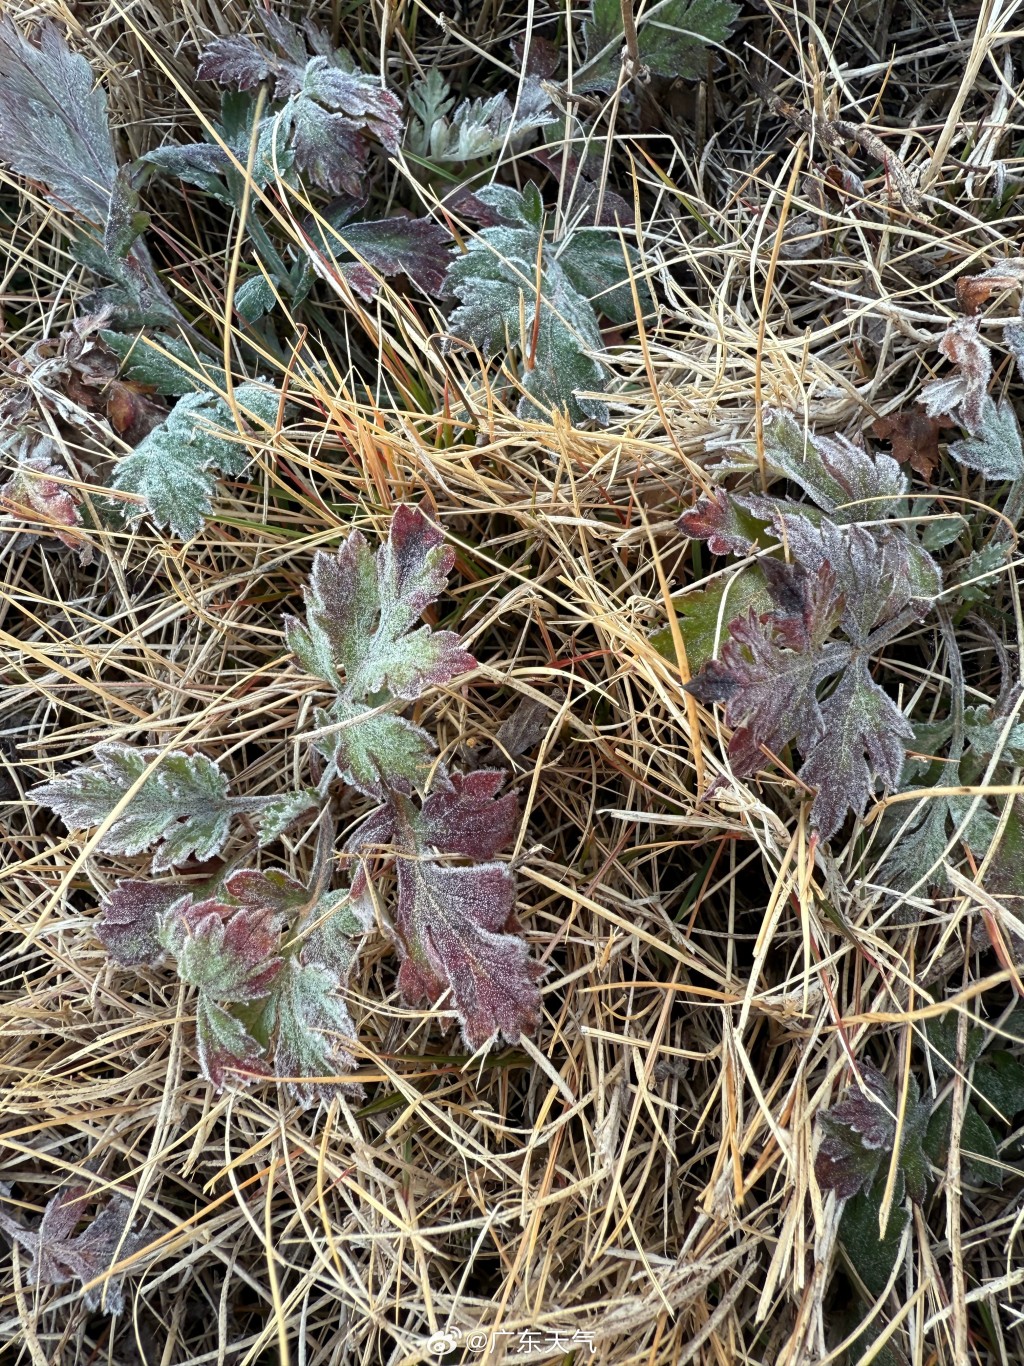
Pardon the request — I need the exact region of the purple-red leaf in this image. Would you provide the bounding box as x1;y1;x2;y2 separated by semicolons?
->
95;879;187;966
815;1064;930;1205
287;505;475;704
0;1185;147;1313
395;857;541;1050
161;897;283;1001
815;1063;896;1199
678;489;764;556
1;451;84;554
417;770;520;860
196;35;270;90
800;661;912;839
317;216;452;298
687;565;847;776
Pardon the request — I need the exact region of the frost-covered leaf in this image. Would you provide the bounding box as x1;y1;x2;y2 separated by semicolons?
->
0;18;117;222
0;450;84;554
0;1185;147;1313
388;779;539;1050
95;879;187;966
416;771;521;860
687;562;847;778
316;701;436;798
101;330;227;396
925;1099;1002;1187
408;73;556;163
195;995;269;1089
256;787;320;845
688;516;932;837
103;168;148;260
948;397;1024;481
555;228;654;323
762;407;907;520
974;1051;1024;1124
262;958;361;1106
677;489;768;555
443;183;647;423
286;505;474;703
921;318;992;434
395;856;541;1050
309;214;452;298
800;660;912;840
196;35;270;90
109;382;278;539
577;0;739;92
815;1063;929;1205
197;20;402;198
34;742;239;873
161;896;283;1001
140;140;235;200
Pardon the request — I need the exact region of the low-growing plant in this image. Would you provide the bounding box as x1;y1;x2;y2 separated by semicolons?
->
442;181;653;423
815;1015;1024;1356
671;286;1024;871
34;506;541;1105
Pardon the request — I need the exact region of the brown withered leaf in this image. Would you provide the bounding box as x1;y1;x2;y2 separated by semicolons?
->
956;265;1024;316
871;406;955;480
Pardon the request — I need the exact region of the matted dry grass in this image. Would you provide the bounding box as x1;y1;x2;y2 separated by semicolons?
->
4;1;1024;1363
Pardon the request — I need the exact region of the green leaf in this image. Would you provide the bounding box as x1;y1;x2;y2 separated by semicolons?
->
109;382;277;539
839;1180;909;1299
195;995;268;1090
261;958;360;1106
286;505;474;704
651;567;770;671
443;186;647;423
34;742;239;873
407;74;555;164
256;788;320;845
235;273;278;322
926;1099;1002;1187
949;398;1024;481
815;1064;929;1204
974;1052;1024;1124
316;701;436;798
555;228;653;322
0;17;118;222
103;167;149;260
577;0;739;93
101;330;228;396
761;407;908;521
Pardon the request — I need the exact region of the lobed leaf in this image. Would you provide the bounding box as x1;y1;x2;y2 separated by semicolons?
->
443;184;647;423
95;880;187;966
262;958;361;1106
677;489;767;556
948;397;1024;482
0;18;117;222
577;0;738;91
920;317;992;434
287;505;474;704
415;771;521;861
161;897;283;1002
101;330;227;397
0;1185;147;1313
395;857;541;1050
815;1063;929;1205
316;700;436;798
34;742;238;873
1;449;84;555
309;215;453;299
761;407;907;521
109;381;278;539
